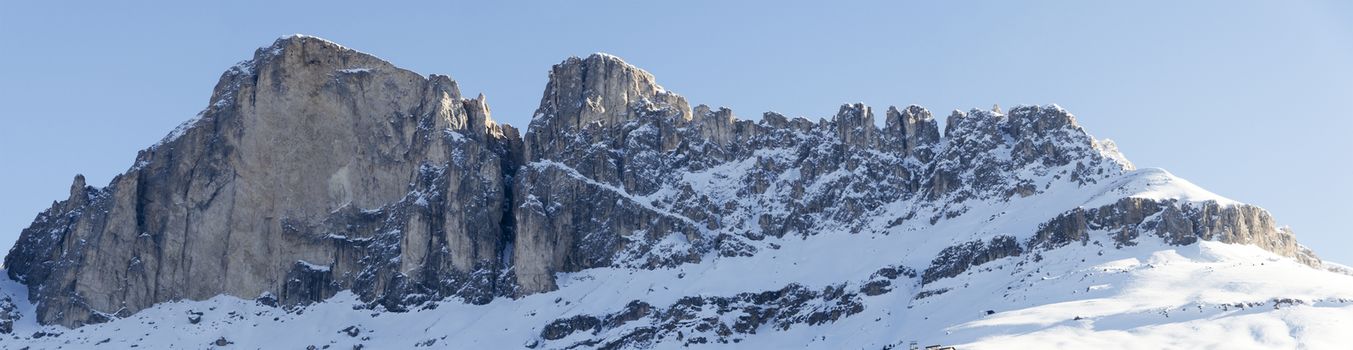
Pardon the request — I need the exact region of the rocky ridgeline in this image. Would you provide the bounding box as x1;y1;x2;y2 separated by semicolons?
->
3;35;1318;328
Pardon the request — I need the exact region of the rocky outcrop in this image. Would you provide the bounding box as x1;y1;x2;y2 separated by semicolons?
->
884;105;941;161
921;197;1320;285
4;36;521;326
512;54;705;293
534;283;865;349
922;236;1023;284
3;36;1322;328
1031;197;1319;265
0;294;18;334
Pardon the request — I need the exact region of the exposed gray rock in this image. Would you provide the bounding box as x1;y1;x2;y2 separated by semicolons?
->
536;283;864;349
1033;197;1319;265
921;197;1320;285
3;36;1322;329
923;236;1023;284
4;35;521;326
883;105;941;161
513;53;708;293
0;295;19;334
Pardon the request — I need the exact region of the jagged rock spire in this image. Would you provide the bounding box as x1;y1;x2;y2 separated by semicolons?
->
833;103;877;148
884;105;941;160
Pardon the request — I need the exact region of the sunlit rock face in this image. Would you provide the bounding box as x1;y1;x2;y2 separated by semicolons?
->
4;36;521;326
4;36;1318;329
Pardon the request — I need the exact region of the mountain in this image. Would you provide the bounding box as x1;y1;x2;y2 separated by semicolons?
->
2;35;1350;349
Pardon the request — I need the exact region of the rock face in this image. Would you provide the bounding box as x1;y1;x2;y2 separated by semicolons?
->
535;283;865;348
3;36;1321;328
4;36;521;326
0;294;18;334
919;196;1321;286
1032;197;1318;263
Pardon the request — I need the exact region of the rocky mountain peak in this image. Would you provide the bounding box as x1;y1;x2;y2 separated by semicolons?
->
831;103;877;148
692;104;738;147
260;34;388;65
3;36;1325;334
531;53;690;127
519;53;699;191
525;53;691;162
4;35;530;327
1005;104;1079;137
884;105;941;159
68;174;87;198
936;105;1104;164
249;34;410;87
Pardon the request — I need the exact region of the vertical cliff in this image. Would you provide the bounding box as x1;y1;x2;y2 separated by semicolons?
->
3;35;522;326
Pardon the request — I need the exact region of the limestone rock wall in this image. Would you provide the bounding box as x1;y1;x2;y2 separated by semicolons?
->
4;36;521;326
3;37;1323;328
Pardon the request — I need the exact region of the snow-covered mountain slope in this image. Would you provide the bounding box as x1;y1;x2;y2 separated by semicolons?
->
3;233;1350;349
2;35;1348;349
3;169;1348;349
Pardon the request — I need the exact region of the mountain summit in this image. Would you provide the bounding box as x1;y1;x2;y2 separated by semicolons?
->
2;35;1348;349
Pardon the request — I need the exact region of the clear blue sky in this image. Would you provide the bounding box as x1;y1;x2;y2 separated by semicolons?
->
1;1;1349;263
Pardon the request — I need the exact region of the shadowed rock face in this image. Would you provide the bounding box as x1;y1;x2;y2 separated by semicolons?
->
4;36;1320;327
